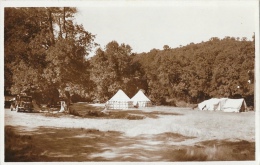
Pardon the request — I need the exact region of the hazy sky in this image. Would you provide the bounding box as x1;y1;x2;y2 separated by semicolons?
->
74;1;257;54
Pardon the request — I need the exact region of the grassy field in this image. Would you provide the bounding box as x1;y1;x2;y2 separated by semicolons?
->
5;126;255;161
4;103;255;161
69;103;183;119
68;103;255;141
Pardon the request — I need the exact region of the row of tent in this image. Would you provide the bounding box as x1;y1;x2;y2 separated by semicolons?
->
105;89;248;112
105;89;152;109
198;98;247;112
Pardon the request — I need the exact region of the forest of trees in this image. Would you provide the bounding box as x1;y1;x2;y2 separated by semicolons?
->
4;7;255;107
133;37;255;106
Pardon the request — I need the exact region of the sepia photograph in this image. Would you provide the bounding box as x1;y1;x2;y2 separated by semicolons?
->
1;0;259;164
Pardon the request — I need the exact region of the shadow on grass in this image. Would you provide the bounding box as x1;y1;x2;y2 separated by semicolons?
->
69;103;183;119
5;125;255;162
166;140;255;161
15;110;41;114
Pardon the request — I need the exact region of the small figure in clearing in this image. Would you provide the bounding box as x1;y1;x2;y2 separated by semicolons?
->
101;104;109;115
59;101;67;113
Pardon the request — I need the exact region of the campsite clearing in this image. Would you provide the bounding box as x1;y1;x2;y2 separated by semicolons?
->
5;104;255;161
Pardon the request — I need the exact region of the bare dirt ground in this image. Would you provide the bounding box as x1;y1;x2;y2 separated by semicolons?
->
4;105;255;161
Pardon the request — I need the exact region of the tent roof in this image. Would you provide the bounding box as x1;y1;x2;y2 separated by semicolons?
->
198;98;220;110
131;90;151;102
198;98;246;112
108;89;131;101
222;98;246;112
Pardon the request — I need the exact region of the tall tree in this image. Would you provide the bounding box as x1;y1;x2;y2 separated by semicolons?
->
5;7;96;104
90;41;137;102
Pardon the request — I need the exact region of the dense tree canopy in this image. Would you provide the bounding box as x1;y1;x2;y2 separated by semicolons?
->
4;7;255;107
4;7;96;104
89;41;147;102
133;36;255;106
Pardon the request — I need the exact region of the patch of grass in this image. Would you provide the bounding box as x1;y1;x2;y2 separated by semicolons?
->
43;113;65;118
5;126;255;162
153;132;195;142
112;110;181;116
84;110;107;117
70;103;103;114
126;114;145;120
165;140;255;161
5;126;46;162
69;103;145;120
199;140;255;161
68;107;80;116
68;103;182;120
5;126;125;161
107;111;145;120
69;103;106;118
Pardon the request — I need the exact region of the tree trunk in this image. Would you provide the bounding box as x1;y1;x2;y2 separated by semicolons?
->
63;7;67;39
58;17;63;39
48;9;55;45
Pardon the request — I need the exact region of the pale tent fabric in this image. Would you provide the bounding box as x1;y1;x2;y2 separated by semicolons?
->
222;99;247;112
198;98;219;111
215;98;228;111
106;89;133;109
131;90;152;107
198;98;228;111
198;98;247;112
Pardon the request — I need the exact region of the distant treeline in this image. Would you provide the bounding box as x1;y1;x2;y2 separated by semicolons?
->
4;7;255;106
132;37;255;106
89;37;255;106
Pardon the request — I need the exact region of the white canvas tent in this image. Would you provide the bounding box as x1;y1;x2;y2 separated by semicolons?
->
106;89;133;109
131;90;152;107
198;98;247;112
198;98;228;111
222;99;247;112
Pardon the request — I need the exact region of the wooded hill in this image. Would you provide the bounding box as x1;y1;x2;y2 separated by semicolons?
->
4;7;255;107
132;37;255;106
88;37;254;106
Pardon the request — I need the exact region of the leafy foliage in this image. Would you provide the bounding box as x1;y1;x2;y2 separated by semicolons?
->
89;41;147;102
5;7;96;104
4;7;255;106
134;37;254;105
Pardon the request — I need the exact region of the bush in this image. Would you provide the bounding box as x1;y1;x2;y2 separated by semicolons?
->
69;107;80;116
86;110;105;117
